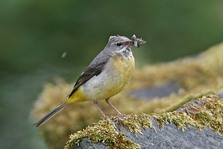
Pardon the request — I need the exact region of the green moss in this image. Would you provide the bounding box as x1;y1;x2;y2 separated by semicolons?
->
118;113;152;134
65;118;140;149
155;94;223;134
65;114;153;148
154;112;198;130
65;93;223;148
191;95;223;134
164;90;216;112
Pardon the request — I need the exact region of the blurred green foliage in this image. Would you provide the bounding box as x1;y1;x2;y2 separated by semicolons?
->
0;0;223;149
1;0;223;76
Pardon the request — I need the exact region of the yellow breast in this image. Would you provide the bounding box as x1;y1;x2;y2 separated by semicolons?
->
112;54;135;85
67;53;135;103
100;53;135;98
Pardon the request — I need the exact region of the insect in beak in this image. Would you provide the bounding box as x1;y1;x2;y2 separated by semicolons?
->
131;35;146;48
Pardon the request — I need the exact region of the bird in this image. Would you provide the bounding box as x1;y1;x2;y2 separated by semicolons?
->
35;35;146;127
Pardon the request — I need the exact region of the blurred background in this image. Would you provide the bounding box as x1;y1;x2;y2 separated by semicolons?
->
0;0;223;149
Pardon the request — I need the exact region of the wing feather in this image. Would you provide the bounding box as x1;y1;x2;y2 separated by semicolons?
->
68;51;109;98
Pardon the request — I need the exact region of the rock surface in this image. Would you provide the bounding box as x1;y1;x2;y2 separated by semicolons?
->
65;94;223;149
74;122;223;149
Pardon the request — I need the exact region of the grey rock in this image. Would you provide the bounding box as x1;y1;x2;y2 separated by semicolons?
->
74;119;223;149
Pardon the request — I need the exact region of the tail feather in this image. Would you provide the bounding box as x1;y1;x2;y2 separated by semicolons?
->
34;103;67;127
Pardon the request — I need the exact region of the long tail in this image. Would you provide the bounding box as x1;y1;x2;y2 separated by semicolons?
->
34;103;67;127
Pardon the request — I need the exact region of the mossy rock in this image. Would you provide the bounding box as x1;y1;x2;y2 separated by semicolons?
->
32;42;223;149
65;94;223;149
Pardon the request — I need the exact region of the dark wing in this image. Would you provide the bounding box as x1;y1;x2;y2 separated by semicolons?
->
68;51;109;98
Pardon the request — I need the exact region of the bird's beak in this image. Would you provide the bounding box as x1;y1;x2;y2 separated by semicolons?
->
123;40;134;48
123;35;146;48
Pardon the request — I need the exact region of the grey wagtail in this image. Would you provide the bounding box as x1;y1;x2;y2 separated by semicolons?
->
35;35;146;127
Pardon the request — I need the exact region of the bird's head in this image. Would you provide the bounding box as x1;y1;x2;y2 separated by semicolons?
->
106;35;146;53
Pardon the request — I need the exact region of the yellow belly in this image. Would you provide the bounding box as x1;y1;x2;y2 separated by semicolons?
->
67;54;135;103
100;54;135;98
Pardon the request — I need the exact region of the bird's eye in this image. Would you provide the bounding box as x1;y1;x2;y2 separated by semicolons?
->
116;42;122;46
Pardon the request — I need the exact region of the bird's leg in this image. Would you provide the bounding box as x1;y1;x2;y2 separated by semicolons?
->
93;100;106;117
105;98;123;116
